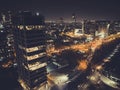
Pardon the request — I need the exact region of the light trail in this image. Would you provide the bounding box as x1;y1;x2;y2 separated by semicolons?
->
47;33;120;56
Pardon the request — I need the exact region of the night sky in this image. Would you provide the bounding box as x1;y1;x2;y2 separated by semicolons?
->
0;0;120;21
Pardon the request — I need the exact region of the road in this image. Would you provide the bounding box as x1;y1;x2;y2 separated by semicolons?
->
47;33;120;90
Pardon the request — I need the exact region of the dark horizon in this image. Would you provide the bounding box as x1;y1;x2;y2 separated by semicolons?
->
0;0;120;21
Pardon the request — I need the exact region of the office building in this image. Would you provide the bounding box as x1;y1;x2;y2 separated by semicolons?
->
12;11;47;90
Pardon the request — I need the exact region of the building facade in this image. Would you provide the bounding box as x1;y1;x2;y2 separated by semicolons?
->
0;22;14;68
12;11;47;90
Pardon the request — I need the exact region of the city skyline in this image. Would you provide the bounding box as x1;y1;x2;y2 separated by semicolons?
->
0;0;120;21
0;1;120;90
0;10;120;90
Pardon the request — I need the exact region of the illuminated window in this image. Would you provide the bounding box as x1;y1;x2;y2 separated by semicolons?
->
19;45;45;52
26;25;34;30
24;25;44;30
25;45;45;52
26;47;38;52
17;25;24;30
28;62;47;71
24;52;46;61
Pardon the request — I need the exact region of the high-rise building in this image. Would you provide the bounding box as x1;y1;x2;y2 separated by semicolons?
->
0;20;14;68
96;20;110;37
72;13;76;24
12;11;47;90
0;24;9;67
84;20;97;35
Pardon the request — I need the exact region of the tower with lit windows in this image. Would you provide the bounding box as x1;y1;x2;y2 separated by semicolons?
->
12;11;47;90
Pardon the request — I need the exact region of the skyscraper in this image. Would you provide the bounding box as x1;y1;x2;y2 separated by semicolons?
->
12;11;47;90
0;24;9;68
72;13;76;24
0;19;14;68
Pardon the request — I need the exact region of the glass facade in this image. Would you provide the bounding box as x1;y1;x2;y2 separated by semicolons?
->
13;11;47;90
